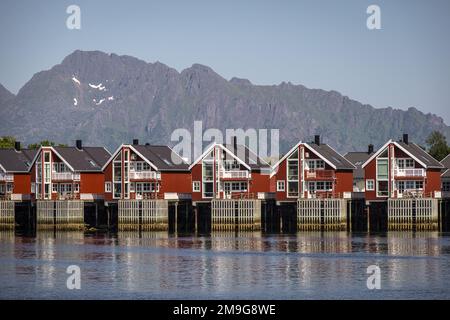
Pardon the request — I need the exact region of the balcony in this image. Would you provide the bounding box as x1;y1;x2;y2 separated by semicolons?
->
129;171;161;180
394;168;426;177
219;170;250;179
51;172;80;181
0;173;13;182
305;169;335;179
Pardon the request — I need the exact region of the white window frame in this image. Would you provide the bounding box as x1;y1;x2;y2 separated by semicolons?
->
366;179;375;191
74;183;79;193
31;182;35;194
52;183;58;193
193;181;200;192
105;182;112;193
277;180;285;192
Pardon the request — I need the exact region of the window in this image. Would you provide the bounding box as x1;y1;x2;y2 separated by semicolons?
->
113;183;121;199
193;181;200;192
44;152;50;163
105;182;112;193
366;180;375;191
277;180;285;191
416;181;423;190
74;184;79;193
6;183;13;193
0;184;4;194
52;163;58;172
136;162;142;171
443;181;450;192
377;181;389;197
377;159;389;180
142;162;151;171
52;184;58;193
31;182;35;194
60;163;66;172
129;182;135;193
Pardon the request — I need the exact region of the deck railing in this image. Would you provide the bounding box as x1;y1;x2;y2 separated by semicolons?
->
52;172;80;181
219;170;250;179
0;174;14;182
129;171;161;180
305;169;335;179
394;168;426;177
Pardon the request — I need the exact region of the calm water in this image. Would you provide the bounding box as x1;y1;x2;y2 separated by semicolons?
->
1;231;450;299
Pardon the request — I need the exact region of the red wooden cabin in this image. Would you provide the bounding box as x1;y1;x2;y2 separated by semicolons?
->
0;142;36;201
29;140;110;201
102;140;191;201
362;134;443;201
189;141;272;202
270;135;355;202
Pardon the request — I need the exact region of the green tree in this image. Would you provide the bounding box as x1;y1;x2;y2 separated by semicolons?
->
426;131;450;161
0;136;16;149
27;140;68;149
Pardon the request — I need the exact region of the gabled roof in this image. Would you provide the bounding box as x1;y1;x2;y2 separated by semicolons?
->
305;143;356;170
104;144;189;172
344;151;374;179
29;146;111;172
0;148;37;173
189;143;252;171
132;145;189;171
223;144;271;171
440;153;450;178
362;140;444;169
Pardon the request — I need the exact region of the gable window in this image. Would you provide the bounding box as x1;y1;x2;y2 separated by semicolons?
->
366;179;375;191
193;181;200;192
277;180;285;192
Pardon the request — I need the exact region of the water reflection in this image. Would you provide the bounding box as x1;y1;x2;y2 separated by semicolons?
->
1;231;450;299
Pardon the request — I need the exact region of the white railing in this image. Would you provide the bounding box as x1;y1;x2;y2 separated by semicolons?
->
394;168;426;177
52;172;80;180
0;174;13;182
219;170;250;179
129;171;161;180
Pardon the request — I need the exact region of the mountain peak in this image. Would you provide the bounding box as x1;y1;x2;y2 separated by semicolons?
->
0;83;14;105
230;77;252;86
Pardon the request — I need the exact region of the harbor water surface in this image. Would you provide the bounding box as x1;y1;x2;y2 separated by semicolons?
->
1;231;450;299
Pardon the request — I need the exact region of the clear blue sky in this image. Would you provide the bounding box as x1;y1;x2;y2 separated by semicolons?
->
1;0;450;123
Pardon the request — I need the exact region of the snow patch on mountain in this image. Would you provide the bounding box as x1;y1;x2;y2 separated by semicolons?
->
73;98;78;106
72;77;81;85
89;83;106;91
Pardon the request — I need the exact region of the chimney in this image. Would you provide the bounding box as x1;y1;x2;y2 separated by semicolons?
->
403;134;409;144
133;139;139;145
14;141;21;151
368;144;374;154
314;135;320;146
233;136;237;150
76;140;82;150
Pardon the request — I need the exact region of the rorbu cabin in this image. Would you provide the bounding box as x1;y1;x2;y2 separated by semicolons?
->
0;142;37;201
440;153;450;198
270;135;355;202
29;140;111;201
344;144;375;193
102;140;191;201
362;134;443;202
189;140;272;203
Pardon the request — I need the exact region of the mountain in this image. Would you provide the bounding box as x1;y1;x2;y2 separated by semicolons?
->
0;50;449;154
0;83;14;105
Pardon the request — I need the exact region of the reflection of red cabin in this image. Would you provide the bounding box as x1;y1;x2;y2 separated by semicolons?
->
0;143;37;201
362;134;443;201
29;140;110;201
189;142;272;202
102;141;191;201
270;136;355;202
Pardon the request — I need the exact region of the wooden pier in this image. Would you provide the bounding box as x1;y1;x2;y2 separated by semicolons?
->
36;200;84;230
388;198;438;230
211;199;261;231
118;199;168;231
0;200;15;230
297;199;347;231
